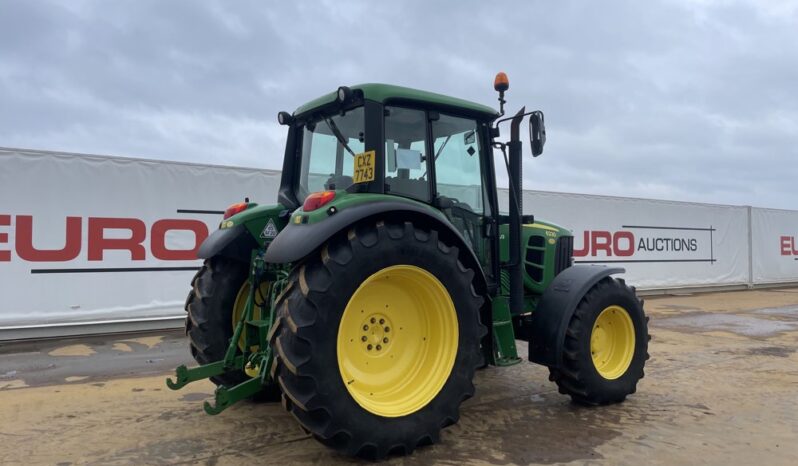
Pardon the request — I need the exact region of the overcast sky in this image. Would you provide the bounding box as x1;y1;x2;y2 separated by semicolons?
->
1;0;797;209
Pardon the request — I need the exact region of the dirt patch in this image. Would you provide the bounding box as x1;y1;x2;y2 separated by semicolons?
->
180;392;213;402
121;336;165;349
747;346;795;358
0;379;28;390
112;342;134;352
65;376;89;383
48;344;96;357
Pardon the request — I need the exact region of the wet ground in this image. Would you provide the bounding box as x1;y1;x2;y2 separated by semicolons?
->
1;288;798;465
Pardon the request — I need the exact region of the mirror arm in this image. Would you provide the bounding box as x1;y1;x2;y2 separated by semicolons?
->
494;109;539;128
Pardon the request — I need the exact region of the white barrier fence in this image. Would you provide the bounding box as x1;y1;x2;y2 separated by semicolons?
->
496;190;752;289
1;148;797;335
751;208;798;284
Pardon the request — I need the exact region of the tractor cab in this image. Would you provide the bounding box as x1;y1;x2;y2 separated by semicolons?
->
271;83;552;289
275;84;499;210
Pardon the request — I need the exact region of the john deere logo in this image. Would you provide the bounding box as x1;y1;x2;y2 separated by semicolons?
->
261;219;278;239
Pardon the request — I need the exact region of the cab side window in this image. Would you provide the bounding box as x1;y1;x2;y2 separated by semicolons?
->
384;106;430;202
432;114;486;214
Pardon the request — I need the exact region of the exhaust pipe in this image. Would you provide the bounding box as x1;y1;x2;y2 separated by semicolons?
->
508;107;526;315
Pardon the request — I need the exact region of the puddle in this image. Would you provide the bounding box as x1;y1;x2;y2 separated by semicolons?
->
752;305;798;319
655;312;798;337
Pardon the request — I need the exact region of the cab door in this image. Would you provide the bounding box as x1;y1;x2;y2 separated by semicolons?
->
430;114;494;275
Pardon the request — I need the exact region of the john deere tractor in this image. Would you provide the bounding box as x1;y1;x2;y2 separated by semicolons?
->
167;73;649;459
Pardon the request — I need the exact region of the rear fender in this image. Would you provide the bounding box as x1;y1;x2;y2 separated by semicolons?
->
528;265;625;368
196;203;288;263
196;225;258;263
263;200;488;295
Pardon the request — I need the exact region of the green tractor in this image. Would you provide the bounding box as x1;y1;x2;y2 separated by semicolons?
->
167;73;649;459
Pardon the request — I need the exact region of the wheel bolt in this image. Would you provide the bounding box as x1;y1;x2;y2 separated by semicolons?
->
370;317;376;324
376;345;382;351
379;318;385;324
367;344;373;351
383;337;389;343
363;325;369;331
361;336;367;342
384;327;390;332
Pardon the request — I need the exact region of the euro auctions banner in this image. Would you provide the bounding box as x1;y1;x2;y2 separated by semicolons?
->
0;148;280;327
1;148;796;330
751;208;798;284
498;190;751;289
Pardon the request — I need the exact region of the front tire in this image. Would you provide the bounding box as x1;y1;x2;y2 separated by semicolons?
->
548;277;649;405
271;220;485;459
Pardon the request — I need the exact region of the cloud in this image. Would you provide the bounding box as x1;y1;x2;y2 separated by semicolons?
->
0;0;796;208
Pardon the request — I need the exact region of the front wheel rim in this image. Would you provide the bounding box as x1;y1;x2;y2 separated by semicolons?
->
337;265;459;417
590;305;636;380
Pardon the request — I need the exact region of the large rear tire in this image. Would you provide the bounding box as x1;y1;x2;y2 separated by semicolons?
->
185;257;280;401
271;220;485;459
548;277;649;405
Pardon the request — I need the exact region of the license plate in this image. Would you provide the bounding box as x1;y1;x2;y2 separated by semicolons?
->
353;150;376;184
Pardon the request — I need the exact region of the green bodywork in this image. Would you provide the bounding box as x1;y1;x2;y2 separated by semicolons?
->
218;203;289;246
490;220;572;365
294;83;498;118
168;83;572;413
499;221;572;295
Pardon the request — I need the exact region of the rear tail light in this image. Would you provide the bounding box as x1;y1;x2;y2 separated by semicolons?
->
223;202;248;219
303;191;336;211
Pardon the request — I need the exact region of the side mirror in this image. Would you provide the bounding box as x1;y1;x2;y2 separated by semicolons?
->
528;111;546;157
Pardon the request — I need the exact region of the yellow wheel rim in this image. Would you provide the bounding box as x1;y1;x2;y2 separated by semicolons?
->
591;305;636;380
337;265;458;418
231;280;270;353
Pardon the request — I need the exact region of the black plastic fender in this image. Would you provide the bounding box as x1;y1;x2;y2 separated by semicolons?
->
528;264;625;368
196;224;258;263
263;200;487;293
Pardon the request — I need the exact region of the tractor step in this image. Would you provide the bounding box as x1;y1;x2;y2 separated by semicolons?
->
491;296;522;366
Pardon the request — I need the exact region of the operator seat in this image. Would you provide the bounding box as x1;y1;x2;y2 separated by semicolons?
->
385;168;427;200
325;175;353;190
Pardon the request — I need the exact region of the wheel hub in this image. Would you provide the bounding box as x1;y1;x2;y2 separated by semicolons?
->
359;313;392;353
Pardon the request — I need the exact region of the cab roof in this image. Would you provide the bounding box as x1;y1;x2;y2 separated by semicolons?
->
294;83;499;120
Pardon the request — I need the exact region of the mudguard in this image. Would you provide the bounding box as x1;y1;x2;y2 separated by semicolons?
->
528;264;625;368
196;224;258;263
263;200;487;292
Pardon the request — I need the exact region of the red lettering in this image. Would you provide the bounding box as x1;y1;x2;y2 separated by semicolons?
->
793;237;798;255
591;231;612;256
151;219;209;260
573;230;589;257
613;231;635;257
779;236;796;256
88;217;146;261
0;214;9;261
16;215;82;262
